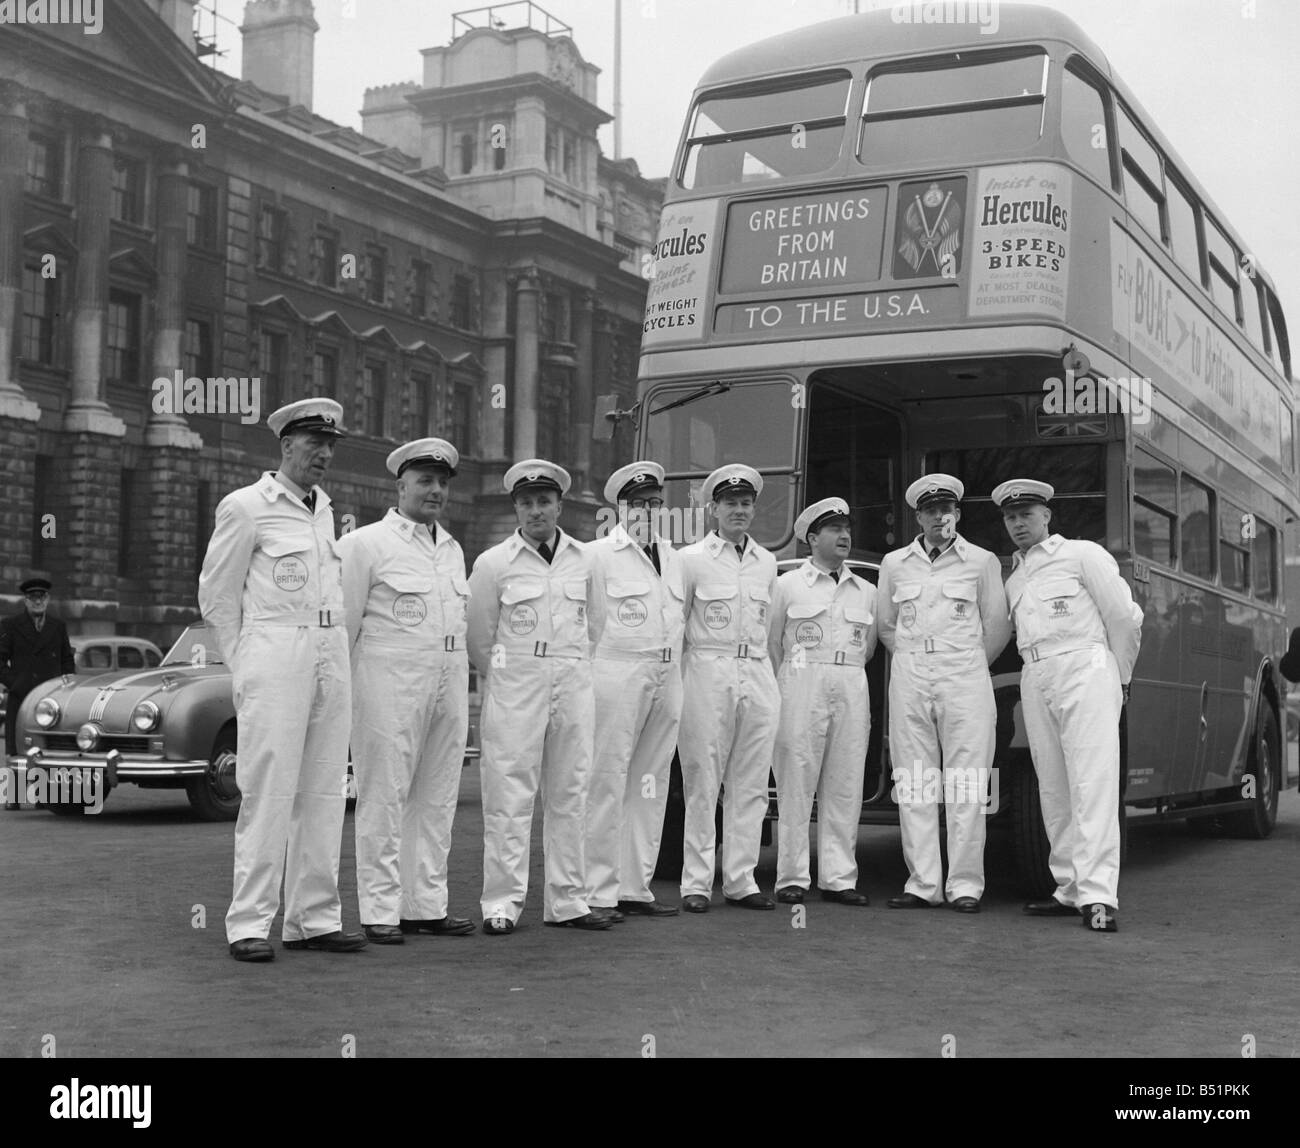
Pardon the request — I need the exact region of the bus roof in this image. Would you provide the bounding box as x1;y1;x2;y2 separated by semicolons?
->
692;2;1289;320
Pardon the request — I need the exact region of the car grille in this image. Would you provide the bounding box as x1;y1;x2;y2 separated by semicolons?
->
43;734;152;754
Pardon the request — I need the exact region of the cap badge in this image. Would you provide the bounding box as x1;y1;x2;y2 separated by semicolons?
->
1009;487;1021;499
632;472;647;484
729;476;741;485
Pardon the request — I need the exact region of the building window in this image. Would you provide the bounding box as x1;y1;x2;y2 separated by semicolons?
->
26;131;63;199
22;264;56;364
409;370;431;438
118;468;136;578
255;201;285;271
106;290;142;383
312;228;339;288
457;132;475;175
363;358;387;436
365;246;387;304
184;318;213;379
451;274;473;329
410;259;430;318
187;182;219;250
32;454;53;566
111;156;145;225
312;348;339;401
452;383;473;452
545;125;559;174
544;290;571;343
258;329;286;411
563;136;577;183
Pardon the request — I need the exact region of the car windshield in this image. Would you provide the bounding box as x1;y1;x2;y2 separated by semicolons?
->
163;625;225;667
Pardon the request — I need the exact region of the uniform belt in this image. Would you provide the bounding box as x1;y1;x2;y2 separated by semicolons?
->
894;638;982;654
360;633;464;652
593;646;677;663
689;644;768;659
796;651;864;666
499;641;586;659
1022;639;1104;663
248;609;344;628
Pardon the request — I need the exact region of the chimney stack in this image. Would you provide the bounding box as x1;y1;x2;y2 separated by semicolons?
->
240;0;319;110
154;0;198;49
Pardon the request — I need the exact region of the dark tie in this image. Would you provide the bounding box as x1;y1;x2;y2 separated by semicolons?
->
830;568;840;583
928;546;941;562
735;543;745;561
538;540;554;564
645;542;661;575
429;522;437;545
303;491;316;514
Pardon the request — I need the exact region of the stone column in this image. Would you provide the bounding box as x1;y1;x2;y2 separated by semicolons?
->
0;81;41;422
511;267;540;460
572;287;594;496
65;114;125;435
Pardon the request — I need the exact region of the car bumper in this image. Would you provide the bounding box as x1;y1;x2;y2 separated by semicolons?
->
6;748;208;784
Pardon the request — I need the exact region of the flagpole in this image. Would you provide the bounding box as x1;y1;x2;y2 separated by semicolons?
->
614;0;623;159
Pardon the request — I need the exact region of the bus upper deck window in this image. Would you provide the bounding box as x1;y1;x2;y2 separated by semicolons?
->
680;72;851;190
1059;66;1112;188
859;50;1046;168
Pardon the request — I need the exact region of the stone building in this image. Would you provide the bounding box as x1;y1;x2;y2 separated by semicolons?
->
0;0;662;645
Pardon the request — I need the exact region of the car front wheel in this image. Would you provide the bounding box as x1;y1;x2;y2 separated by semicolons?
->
186;726;241;822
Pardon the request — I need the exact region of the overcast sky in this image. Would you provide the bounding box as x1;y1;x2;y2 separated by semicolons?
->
207;0;1300;323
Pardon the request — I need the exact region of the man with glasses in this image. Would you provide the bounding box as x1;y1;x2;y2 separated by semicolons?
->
1;577;75;762
585;461;686;921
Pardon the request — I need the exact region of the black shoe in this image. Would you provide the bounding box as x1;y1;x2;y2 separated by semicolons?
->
617;899;679;917
282;930;368;952
724;893;775;910
949;896;981;914
776;886;806;904
399;916;476;936
1080;903;1118;932
483;916;514;935
1023;899;1079;917
229;938;275;962
544;912;612;930
681;895;710;913
590;906;626;924
363;924;405;944
887;892;934;909
820;888;870;906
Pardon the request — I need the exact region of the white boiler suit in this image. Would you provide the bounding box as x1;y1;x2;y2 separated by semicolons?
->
876;535;1010;903
1006;534;1142;910
769;561;878;892
198;472;351;945
339;510;469;925
678;532;779;900
586;526;685;907
467;530;595;924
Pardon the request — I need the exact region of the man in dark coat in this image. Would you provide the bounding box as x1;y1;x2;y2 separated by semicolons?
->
1;577;76;757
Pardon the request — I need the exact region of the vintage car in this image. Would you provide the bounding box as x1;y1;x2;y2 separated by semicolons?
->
9;622;481;819
0;635;162;731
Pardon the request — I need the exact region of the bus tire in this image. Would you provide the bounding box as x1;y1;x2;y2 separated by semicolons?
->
1006;760;1054;897
653;752;685;882
1222;701;1281;840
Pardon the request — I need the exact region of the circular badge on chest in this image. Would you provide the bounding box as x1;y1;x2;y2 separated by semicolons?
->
795;620;823;647
703;601;732;630
617;598;648;627
393;594;427;626
272;555;309;592
508;603;539;635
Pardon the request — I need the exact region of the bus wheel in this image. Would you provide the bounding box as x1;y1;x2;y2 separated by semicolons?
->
1223;702;1281;839
653;752;685;882
1006;762;1054;898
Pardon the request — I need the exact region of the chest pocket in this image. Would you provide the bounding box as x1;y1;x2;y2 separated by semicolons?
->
787;601;828;648
607;579;651;629
942;580;978;623
378;570;434;627
563;579;588;627
748;585;771;628
696;583;736;631
502;578;544;637
844;606;873;647
264;535;314;593
1038;577;1082;621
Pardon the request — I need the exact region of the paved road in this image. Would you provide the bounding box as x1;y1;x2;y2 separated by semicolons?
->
2;767;1297;1060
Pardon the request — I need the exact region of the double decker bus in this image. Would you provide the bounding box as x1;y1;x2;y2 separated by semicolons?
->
633;3;1295;890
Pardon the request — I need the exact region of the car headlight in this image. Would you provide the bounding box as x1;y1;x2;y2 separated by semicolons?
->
131;700;161;733
76;723;101;751
34;697;61;729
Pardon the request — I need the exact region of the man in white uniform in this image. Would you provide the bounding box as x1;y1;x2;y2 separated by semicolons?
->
467;459;609;933
994;479;1142;933
678;464;779;912
339;438;475;945
770;497;877;906
876;475;1010;913
586;461;685;920
198;397;366;961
